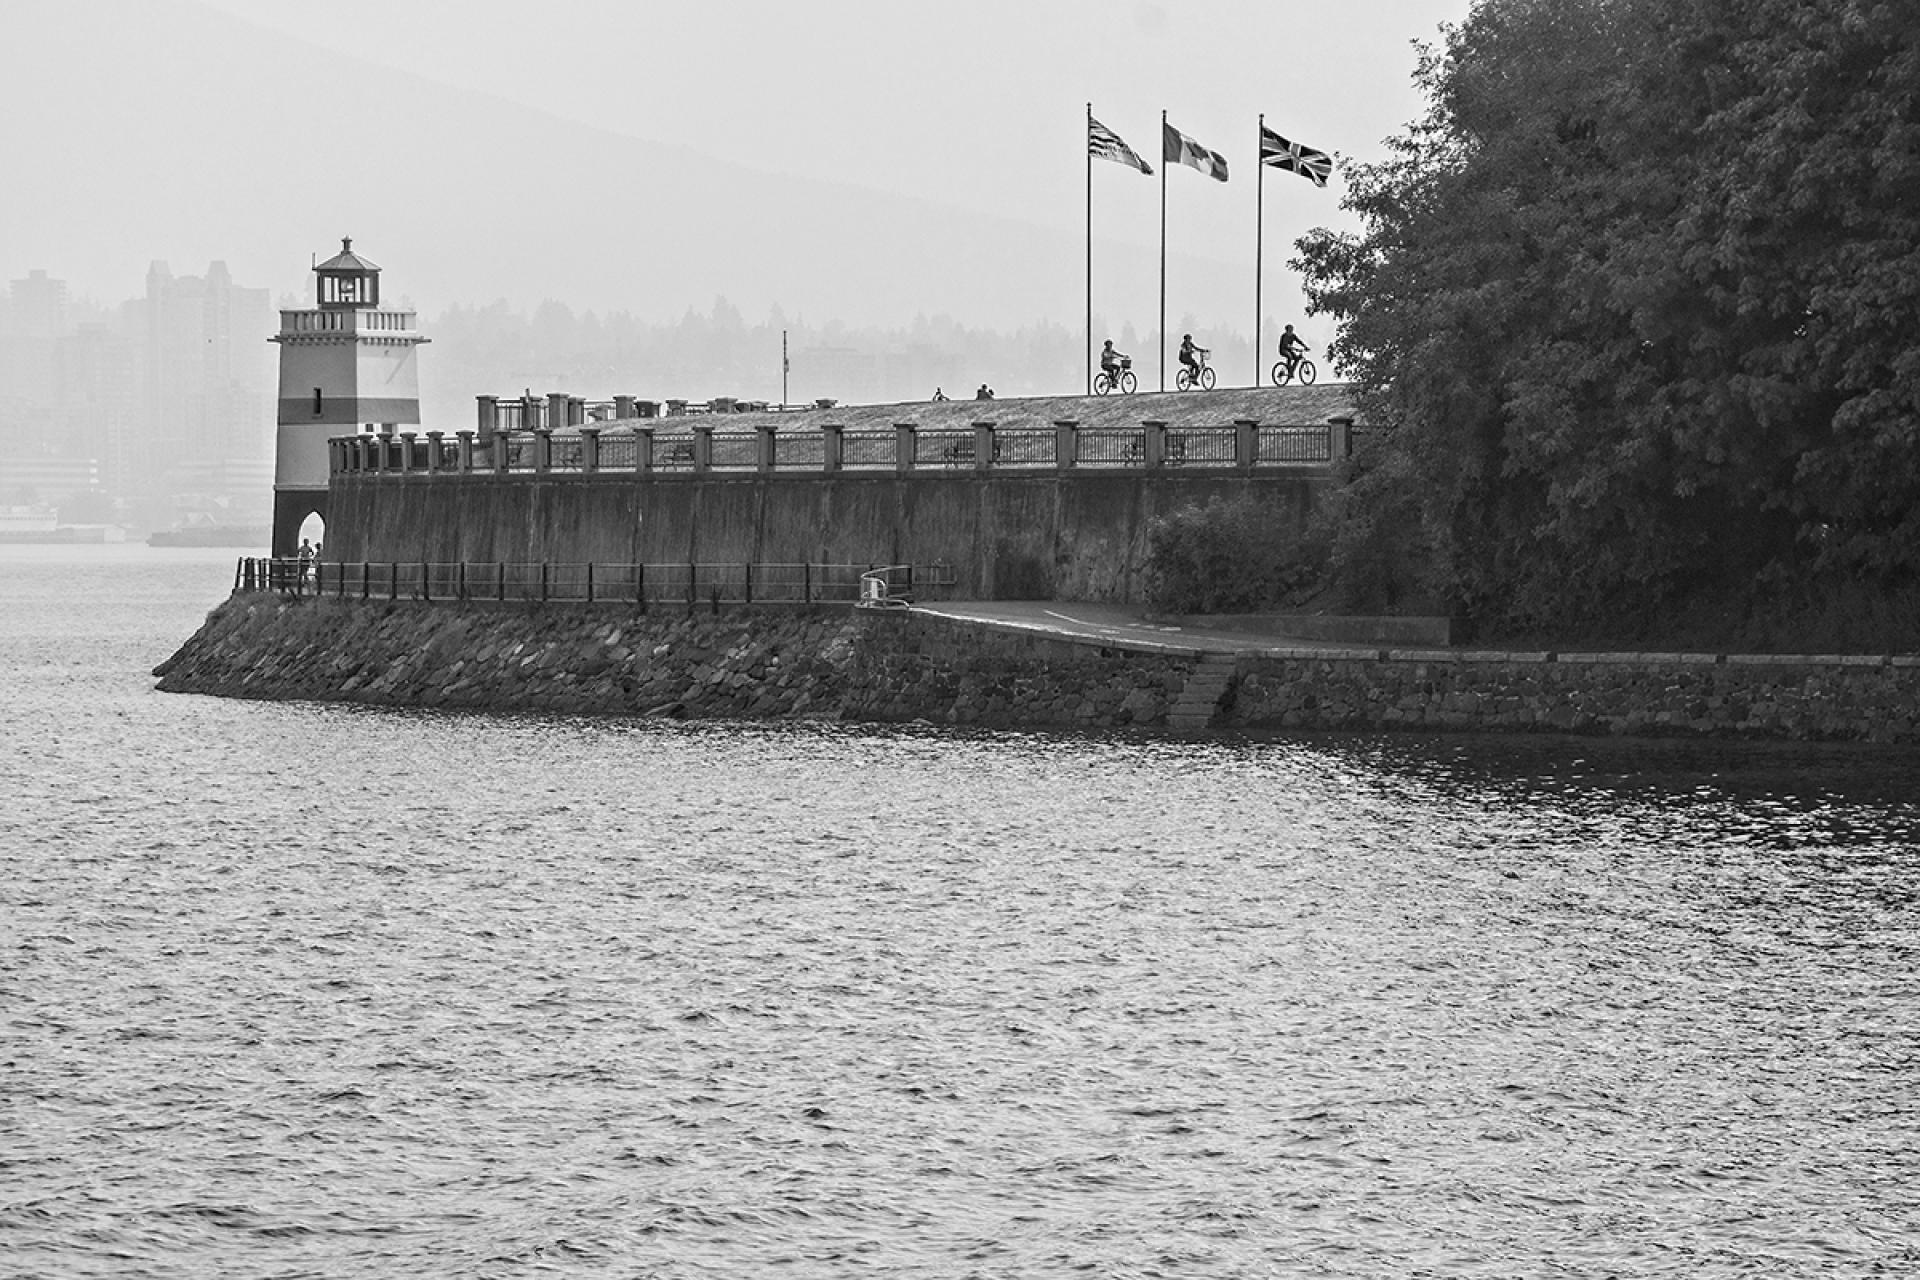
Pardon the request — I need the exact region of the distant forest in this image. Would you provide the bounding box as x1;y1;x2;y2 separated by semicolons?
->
417;298;1275;421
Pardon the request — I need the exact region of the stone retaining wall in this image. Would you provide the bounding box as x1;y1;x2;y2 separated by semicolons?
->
153;597;1920;742
1227;648;1920;742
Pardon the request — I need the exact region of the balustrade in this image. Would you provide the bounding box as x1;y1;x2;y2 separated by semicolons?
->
327;417;1354;479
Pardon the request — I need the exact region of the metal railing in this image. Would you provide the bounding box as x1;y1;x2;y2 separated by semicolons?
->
235;557;925;607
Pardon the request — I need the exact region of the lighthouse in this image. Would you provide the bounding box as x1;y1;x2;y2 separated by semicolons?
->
270;239;428;556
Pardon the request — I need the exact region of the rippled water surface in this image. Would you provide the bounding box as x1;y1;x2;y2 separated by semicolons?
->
4;546;1918;1278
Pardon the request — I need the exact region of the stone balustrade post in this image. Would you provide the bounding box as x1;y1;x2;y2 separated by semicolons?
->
546;392;568;434
822;423;843;473
1143;420;1168;469
1234;419;1258;469
692;424;713;472
1053;420;1079;470
475;394;498;442
894;423;915;472
972;422;995;472
494;431;511;474
456;430;475;473
568;396;586;428
580;426;600;474
614;394;636;420
633;426;654;475
425;430;444;474
1328;415;1354;460
399;431;417;474
533;428;553;473
757;424;776;473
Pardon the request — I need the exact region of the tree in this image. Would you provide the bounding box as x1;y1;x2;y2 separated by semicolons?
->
1295;0;1920;635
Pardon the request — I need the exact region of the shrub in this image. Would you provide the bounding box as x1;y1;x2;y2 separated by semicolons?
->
1142;494;1321;615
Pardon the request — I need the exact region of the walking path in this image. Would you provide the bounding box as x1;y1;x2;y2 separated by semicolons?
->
910;600;1368;657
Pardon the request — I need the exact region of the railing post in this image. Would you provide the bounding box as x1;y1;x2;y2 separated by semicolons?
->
744;562;753;604
894;423;915;473
580;426;601;474
567;396;586;428
1234;418;1258;469
1053;420;1079;470
634;426;654;475
692;425;713;472
456;429;475;473
1328;415;1354;460
533;428;553;473
973;421;995;472
494;430;511;475
614;394;636;420
757;424;776;473
547;392;569;435
401;432;419;474
475;394;499;443
1143;420;1167;469
586;561;595;603
425;430;444;474
822;423;843;473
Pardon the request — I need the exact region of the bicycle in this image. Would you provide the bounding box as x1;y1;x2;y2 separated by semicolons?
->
1272;351;1316;386
1094;356;1137;396
1175;347;1216;391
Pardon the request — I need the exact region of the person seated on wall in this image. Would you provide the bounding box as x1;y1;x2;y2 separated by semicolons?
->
933;387;948;401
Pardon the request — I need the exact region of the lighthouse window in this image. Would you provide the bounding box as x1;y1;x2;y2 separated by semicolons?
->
313;388;323;416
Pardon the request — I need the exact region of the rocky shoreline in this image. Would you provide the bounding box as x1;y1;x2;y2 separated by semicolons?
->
154;596;1920;742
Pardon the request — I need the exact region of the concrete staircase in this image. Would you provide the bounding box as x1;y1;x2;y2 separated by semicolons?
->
1166;652;1237;731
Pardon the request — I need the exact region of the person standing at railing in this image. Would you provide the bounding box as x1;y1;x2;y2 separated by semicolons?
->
297;538;316;591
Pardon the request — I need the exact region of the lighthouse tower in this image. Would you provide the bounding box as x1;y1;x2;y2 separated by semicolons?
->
269;238;428;556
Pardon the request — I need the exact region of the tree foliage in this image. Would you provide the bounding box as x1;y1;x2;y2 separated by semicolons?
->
1295;0;1920;634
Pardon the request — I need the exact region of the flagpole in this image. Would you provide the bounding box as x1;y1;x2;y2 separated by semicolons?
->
1159;109;1167;393
1255;113;1264;389
1086;103;1093;397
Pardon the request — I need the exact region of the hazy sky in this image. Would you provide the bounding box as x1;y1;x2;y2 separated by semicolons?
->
8;0;1477;356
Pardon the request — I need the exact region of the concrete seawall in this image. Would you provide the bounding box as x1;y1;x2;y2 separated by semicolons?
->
323;470;1329;603
155;597;1920;743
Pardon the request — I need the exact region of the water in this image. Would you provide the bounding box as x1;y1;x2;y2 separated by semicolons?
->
3;545;1917;1278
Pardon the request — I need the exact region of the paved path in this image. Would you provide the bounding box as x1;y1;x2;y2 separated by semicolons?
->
910;600;1351;657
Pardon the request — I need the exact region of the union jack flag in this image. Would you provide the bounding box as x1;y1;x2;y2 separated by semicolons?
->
1089;116;1153;175
1260;126;1332;187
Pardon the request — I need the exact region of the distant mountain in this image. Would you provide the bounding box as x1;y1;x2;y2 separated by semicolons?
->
3;0;1248;329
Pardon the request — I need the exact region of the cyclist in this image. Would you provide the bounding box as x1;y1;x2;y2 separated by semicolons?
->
1278;324;1309;380
1178;334;1203;386
1100;339;1128;380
